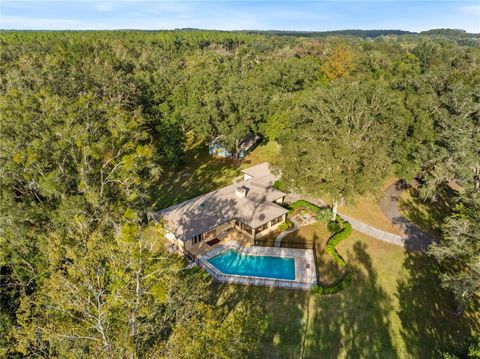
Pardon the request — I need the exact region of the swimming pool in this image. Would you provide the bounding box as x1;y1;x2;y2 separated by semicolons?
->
208;249;295;280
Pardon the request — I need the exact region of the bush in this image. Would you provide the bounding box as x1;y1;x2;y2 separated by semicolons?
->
278;218;293;231
273;180;288;192
288;200;331;221
311;271;353;294
316;208;331;222
325;218;352;268
327;220;341;233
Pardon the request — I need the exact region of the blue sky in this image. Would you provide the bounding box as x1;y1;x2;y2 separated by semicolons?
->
1;1;479;32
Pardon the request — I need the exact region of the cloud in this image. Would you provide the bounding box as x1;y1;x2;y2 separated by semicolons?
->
0;15;89;29
458;4;480;15
94;2;113;12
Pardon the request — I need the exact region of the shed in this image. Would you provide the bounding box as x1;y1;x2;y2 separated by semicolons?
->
208;133;261;159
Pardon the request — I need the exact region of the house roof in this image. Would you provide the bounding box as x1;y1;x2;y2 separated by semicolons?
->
154;162;287;242
241;162;276;180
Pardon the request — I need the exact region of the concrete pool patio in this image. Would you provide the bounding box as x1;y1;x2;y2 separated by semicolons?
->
193;241;318;290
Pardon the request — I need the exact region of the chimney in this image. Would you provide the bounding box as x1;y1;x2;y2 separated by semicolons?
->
235;186;247;198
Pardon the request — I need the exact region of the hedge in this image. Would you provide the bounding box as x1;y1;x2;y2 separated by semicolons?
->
311;272;353;294
325;217;352;268
278;218;293;231
312;216;353;294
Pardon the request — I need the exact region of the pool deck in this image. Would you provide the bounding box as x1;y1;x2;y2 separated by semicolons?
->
196;241;317;290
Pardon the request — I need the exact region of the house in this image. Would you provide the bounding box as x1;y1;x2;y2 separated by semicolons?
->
154;162;288;251
208;133;260;159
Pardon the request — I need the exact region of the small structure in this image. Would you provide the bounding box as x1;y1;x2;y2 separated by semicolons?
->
208;133;260;159
153;162;288;251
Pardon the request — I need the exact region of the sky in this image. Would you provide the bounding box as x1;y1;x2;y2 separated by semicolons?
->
1;1;479;33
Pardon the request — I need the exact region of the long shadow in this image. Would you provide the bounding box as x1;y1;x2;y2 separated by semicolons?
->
175;204;398;358
304;241;397;358
210;282;309;359
149;143;240;210
396;250;480;357
214;233;398;358
394;185;457;250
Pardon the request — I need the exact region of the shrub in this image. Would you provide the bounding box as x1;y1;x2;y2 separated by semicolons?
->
288;200;331;220
278;218;293;231
311;272;353;294
325;219;352;268
311;215;353;294
273;180;288;192
327;220;341;233
316;208;331;222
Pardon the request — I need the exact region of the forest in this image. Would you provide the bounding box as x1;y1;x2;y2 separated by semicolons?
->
0;30;479;357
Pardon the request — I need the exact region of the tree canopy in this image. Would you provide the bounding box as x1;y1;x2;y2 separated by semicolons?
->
0;30;479;357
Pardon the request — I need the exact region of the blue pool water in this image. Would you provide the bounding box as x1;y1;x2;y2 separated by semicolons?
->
208;250;295;280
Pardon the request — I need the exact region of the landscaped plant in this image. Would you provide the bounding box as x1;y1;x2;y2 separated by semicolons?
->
316;208;332;222
312;216;353;294
325;217;352;268
288;200;331;223
311;272;353;294
278;218;293;231
327;220;341;233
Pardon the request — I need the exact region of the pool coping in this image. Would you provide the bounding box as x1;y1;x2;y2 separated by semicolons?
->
196;242;317;290
208;248;297;281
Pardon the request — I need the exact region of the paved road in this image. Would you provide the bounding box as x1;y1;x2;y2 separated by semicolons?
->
284;192;434;251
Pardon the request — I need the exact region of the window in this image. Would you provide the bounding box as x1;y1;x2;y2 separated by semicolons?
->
192;233;203;244
271;216;283;226
257;222;269;233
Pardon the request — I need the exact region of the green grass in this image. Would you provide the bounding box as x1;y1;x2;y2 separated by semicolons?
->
152;138;478;357
211;230;480;358
399;185;456;238
151;134;280;210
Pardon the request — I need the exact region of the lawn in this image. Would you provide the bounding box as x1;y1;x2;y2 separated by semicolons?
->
283;221;343;284
398;185;456;237
334;176;404;235
151;134;280;209
153;141;478;357
212;230;479;358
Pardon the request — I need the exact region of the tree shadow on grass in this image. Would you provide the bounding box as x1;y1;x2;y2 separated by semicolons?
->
398;185;457;238
304;241;397;358
396;250;480;357
149;143;240;210
210;239;398;358
210;283;309;359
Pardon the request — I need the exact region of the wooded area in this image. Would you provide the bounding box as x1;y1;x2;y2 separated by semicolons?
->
0;30;479;357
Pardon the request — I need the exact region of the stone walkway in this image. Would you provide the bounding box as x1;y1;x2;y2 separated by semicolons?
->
274;217;299;247
284;192;434;251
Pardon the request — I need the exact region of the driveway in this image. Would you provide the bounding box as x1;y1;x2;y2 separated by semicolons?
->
284;191;435;251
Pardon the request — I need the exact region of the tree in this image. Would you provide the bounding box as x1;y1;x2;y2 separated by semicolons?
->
321;44;356;80
276;80;398;220
429;199;480;314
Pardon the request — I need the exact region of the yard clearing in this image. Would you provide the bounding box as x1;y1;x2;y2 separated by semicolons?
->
212;230;479;358
151;134;280;209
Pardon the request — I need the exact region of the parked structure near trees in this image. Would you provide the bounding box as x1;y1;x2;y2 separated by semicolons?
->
208;133;261;159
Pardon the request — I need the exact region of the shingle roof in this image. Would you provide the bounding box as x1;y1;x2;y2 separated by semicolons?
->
241;162;276;180
154;162;287;242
